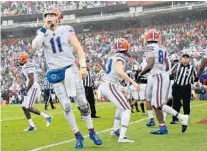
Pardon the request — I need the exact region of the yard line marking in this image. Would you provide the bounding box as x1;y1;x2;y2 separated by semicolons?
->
29;103;206;151
1;105;114;122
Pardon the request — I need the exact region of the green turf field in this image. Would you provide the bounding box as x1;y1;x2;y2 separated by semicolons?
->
1;101;207;151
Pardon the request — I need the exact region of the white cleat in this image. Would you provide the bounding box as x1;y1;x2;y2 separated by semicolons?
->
118;137;135;143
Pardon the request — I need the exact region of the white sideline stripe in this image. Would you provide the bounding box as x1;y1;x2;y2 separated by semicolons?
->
1;105;114;122
29;103;206;151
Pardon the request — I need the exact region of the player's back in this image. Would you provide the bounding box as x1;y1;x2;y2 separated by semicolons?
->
21;61;38;86
103;53;129;84
146;43;168;75
40;25;76;70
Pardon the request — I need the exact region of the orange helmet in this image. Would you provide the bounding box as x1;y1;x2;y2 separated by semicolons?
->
19;52;29;65
113;38;130;52
145;29;160;42
43;6;62;23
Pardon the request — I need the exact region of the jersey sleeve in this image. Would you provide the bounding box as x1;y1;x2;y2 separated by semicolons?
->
145;45;155;58
115;53;129;64
65;25;75;40
25;62;35;74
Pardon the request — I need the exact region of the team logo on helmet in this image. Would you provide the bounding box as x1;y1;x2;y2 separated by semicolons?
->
145;29;160;42
18;52;29;65
113;38;130;52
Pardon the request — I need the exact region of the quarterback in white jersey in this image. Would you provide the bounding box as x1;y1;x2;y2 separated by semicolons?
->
32;7;102;149
138;29;189;135
99;38;139;143
16;52;51;131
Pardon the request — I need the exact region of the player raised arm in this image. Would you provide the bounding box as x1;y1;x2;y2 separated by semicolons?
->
32;8;61;50
69;34;88;79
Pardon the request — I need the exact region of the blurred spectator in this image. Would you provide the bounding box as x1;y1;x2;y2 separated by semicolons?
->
1;1;126;16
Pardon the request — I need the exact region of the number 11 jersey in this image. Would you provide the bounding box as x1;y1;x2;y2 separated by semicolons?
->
37;25;76;70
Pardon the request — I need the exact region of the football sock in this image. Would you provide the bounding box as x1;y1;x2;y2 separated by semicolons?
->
113;108;122;131
64;110;79;133
120;109;131;138
82;114;94;130
147;110;154;119
28;119;35;127
40;112;49;118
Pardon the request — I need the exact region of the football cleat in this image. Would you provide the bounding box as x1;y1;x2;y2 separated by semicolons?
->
118;137;135;143
89;131;102;145
181;115;189;133
46;116;52;127
24;125;37;131
110;129;120;137
75;133;84;149
146;118;155;127
150;126;168;135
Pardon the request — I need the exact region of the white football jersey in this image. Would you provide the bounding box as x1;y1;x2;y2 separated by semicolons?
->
37;25;76;70
103;53;129;84
145;43;169;75
21;61;38;86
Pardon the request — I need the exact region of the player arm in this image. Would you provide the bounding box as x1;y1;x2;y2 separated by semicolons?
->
32;28;46;51
115;60;136;85
69;34;86;68
26;73;34;92
139;57;154;76
165;58;171;72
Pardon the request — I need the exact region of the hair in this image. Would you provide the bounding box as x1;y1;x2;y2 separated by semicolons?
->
116;51;130;57
147;41;158;44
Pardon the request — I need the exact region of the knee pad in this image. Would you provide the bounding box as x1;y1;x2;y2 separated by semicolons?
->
79;106;90;116
62;103;72;112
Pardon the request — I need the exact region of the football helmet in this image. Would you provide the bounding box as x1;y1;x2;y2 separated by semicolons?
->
19;52;29;65
43;6;62;24
170;54;180;62
113;38;130;52
145;29;160;42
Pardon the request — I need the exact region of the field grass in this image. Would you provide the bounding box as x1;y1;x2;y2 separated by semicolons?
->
1;101;207;151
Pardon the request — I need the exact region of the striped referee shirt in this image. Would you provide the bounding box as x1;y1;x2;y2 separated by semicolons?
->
42;79;53;90
83;70;95;87
172;63;197;86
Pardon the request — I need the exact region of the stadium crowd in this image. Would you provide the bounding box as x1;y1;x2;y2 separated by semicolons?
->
1;19;207;104
1;1;126;16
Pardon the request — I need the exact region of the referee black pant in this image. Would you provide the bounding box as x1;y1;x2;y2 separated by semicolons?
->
84;86;96;117
44;89;55;110
172;84;191;121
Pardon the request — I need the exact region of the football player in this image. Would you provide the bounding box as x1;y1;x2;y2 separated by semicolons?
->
137;29;189;134
16;52;51;131
32;7;102;149
98;38;140;143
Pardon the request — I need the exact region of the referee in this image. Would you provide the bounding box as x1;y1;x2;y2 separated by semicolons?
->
170;53;197;124
83;60;100;119
42;78;55;110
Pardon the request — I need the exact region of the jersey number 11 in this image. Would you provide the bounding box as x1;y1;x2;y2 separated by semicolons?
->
50;37;63;53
